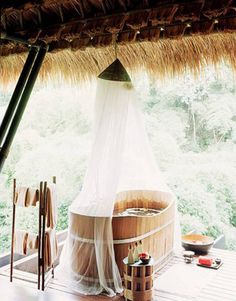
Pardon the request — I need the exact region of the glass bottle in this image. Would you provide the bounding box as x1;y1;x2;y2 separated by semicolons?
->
134;242;139;262
128;245;134;264
137;240;143;254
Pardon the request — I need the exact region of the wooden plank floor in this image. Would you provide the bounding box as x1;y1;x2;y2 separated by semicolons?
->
0;274;122;301
1;248;236;300
154;248;236;301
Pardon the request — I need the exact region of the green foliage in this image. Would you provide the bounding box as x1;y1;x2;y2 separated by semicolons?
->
138;65;236;249
57;202;70;230
0;65;236;253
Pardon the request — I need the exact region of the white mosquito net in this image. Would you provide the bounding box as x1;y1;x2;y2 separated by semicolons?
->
58;60;178;296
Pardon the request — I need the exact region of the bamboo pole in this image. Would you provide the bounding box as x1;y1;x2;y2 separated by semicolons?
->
0;45;48;172
0;47;38;146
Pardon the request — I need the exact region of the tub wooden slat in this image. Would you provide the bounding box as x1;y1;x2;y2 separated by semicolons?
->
69;196;175;279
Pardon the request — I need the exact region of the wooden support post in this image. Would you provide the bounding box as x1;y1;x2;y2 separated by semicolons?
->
0;47;38;147
38;181;43;290
0;45;48;172
41;181;47;291
51;176;56;279
10;179;16;282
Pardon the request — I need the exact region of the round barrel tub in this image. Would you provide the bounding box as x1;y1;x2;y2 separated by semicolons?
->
113;190;175;275
69;190;175;281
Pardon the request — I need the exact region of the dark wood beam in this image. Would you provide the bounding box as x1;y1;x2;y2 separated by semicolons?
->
0;0;42;10
2;1;207;37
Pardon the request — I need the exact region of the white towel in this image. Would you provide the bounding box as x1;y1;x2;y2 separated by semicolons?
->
14;187;28;207
44;228;58;270
14;230;28;255
15;187;39;207
26;188;39;206
46;184;57;229
27;233;38;250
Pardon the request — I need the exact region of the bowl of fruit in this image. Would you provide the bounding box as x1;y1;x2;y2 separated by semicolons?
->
139;252;151;264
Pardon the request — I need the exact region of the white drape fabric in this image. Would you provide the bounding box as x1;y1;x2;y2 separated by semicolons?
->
58;78;178;296
117;83;173;197
71;80;133;217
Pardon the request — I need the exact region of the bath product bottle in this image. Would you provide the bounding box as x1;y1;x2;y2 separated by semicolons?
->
128;245;134;264
134;242;139;262
137;240;143;254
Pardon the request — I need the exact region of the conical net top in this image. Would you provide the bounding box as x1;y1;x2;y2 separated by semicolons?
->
98;59;131;82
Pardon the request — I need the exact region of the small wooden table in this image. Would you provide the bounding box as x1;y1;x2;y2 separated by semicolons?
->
123;257;154;301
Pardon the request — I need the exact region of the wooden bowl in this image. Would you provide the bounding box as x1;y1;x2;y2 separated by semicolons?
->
181;234;214;254
140;256;151;264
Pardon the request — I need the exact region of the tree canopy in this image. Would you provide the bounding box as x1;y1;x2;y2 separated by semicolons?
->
0;64;235;253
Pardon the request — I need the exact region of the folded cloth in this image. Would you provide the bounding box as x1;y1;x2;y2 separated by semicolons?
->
14;230;28;255
26;188;39;207
14;187;28;207
15;187;39;207
27;233;38;250
44;228;58;270
46;184;57;229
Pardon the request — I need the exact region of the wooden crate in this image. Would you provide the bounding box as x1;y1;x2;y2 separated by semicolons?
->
123;260;154;301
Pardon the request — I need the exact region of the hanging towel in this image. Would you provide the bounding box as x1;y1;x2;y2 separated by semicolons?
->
46;184;57;229
14;230;28;255
44;228;58;270
15;187;39;207
26;188;39;207
27;233;38;250
14;187;28;207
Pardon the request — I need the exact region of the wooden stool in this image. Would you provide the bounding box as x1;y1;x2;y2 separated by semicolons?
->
123;257;154;301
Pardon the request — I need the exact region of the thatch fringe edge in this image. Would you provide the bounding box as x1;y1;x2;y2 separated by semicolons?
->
0;32;236;86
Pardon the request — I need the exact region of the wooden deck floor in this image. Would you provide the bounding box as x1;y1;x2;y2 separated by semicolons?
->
154;248;236;301
1;248;236;301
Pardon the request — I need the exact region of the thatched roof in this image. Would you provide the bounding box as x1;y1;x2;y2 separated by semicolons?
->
0;0;236;84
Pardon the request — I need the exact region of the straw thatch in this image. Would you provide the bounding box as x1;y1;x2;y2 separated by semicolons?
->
1;32;236;85
0;0;236;84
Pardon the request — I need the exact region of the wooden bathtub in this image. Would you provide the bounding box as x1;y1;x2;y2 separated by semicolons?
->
112;191;175;275
69;190;175;280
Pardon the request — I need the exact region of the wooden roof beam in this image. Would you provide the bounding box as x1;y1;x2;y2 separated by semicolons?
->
46;14;236;52
11;9;236;40
1;0;205;15
58;5;64;23
1;14;7;31
3;1;205;36
0;0;36;10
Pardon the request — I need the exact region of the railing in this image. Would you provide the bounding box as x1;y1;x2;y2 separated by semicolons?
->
0;229;226;276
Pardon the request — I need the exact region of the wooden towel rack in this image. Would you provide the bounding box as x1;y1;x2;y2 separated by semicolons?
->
10;176;56;290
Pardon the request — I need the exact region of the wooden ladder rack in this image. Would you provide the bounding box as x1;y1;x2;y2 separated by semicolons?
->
10;176;56;290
